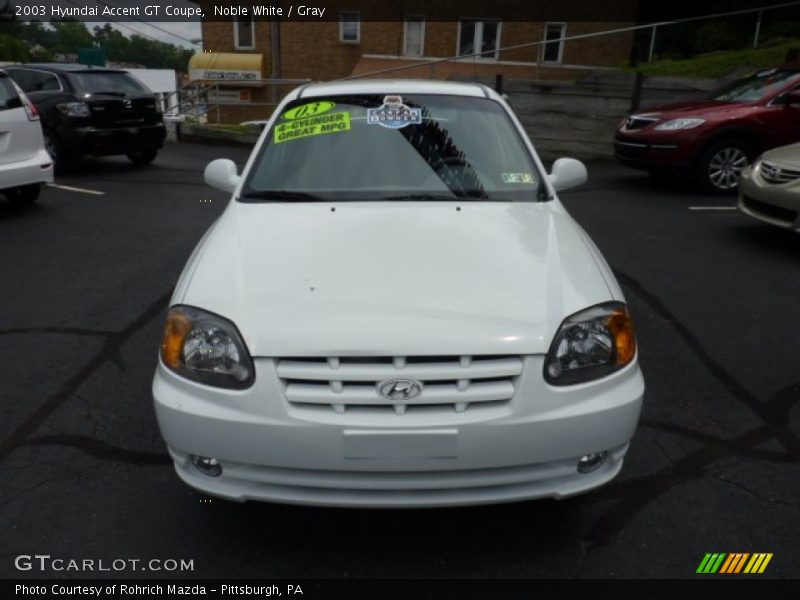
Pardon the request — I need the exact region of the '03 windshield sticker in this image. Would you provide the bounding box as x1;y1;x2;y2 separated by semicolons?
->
367;95;422;129
274;112;351;144
501;172;535;184
282;101;335;120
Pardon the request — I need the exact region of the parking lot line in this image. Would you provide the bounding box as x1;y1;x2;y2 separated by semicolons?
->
46;183;105;196
688;206;737;211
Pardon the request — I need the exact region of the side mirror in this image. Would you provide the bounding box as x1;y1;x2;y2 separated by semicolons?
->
548;158;588;192
204;159;241;194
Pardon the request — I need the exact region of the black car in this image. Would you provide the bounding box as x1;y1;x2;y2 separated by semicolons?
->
0;64;166;169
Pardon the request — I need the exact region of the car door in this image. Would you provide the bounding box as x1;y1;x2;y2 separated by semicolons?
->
0;74;40;168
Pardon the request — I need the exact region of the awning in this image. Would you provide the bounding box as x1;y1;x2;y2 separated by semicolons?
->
188;52;263;86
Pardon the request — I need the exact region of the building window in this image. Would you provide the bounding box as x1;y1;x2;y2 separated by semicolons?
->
403;16;425;57
234;17;255;50
458;20;501;59
340;12;361;43
542;23;566;63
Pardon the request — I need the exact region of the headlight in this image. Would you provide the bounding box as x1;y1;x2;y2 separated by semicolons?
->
160;305;254;389
654;118;706;131
544;302;636;386
56;102;91;118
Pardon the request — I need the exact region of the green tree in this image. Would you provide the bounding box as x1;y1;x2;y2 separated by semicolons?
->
0;32;29;61
49;20;94;54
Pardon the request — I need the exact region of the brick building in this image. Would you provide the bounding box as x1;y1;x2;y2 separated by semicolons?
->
192;2;637;122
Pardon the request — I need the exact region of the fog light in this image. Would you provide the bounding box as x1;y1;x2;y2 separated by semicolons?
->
191;455;222;477
577;451;607;474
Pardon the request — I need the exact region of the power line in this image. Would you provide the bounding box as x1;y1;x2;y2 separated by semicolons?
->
60;0;197;48
92;0;200;47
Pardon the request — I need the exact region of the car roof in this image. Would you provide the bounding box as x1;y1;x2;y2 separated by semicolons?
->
293;79;496;101
13;64;128;74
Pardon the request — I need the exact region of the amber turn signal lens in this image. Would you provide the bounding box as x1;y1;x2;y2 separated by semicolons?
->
161;310;192;369
608;308;636;367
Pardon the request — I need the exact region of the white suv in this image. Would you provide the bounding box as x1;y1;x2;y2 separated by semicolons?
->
0;72;53;204
153;80;644;507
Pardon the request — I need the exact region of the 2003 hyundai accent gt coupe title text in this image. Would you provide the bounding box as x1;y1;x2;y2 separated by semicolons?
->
153;80;644;507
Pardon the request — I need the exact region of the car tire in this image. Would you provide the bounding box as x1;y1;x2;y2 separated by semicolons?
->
696;138;754;195
126;148;158;166
43;130;70;173
5;184;41;205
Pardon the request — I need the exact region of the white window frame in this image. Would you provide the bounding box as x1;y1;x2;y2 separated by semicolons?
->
403;16;426;57
456;19;502;61
233;17;256;50
340;12;361;43
541;22;567;64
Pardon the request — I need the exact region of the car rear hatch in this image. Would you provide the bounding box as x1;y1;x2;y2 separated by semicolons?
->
0;75;40;164
67;70;162;128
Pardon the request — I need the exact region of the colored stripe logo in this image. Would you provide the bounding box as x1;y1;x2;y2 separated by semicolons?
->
696;553;773;574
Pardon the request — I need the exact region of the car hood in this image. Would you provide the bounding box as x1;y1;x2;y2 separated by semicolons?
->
179;201;615;357
636;100;749;119
760;141;800;167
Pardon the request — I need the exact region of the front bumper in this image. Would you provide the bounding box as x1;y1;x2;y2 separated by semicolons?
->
61;123;166;156
614;131;693;173
153;356;644;508
737;164;800;230
0;147;54;190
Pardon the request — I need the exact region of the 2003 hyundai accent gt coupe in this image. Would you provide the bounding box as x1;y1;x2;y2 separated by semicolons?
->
153;80;644;507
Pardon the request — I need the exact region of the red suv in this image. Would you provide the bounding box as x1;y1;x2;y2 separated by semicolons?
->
615;66;800;194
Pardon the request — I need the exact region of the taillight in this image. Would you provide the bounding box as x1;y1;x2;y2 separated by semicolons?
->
20;92;39;121
56;102;91;118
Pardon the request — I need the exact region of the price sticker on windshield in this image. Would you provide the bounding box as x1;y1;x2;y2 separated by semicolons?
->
274;112;351;144
282;101;336;120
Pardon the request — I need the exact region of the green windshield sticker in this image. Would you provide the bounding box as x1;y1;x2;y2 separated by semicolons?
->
274;112;351;144
282;101;335;120
501;172;535;184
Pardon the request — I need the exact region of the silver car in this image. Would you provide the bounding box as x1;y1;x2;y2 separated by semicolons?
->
738;142;800;231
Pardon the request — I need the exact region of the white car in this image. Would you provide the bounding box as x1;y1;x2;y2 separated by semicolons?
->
0;72;53;204
153;80;644;507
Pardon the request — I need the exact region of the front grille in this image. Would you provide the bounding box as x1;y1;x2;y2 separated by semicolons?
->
760;161;800;185
277;355;523;415
741;195;797;226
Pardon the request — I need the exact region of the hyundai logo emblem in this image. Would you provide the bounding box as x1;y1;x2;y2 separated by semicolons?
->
377;378;423;401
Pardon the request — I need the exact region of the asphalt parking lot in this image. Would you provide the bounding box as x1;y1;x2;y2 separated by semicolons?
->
1;141;798;579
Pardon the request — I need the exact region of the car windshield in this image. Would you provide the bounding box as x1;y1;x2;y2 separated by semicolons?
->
708;69;800;102
241;94;546;201
68;72;150;96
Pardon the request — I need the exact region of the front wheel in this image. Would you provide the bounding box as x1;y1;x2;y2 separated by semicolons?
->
5;184;41;205
126;147;158;166
696;139;753;195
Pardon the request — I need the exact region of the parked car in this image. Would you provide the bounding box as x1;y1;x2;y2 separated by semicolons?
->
0;72;53;204
615;66;800;194
152;80;645;507
0;64;166;170
738;142;800;230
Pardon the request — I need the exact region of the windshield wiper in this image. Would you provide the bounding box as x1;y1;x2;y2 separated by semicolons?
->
381;194;460;201
382;193;503;202
239;190;329;202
